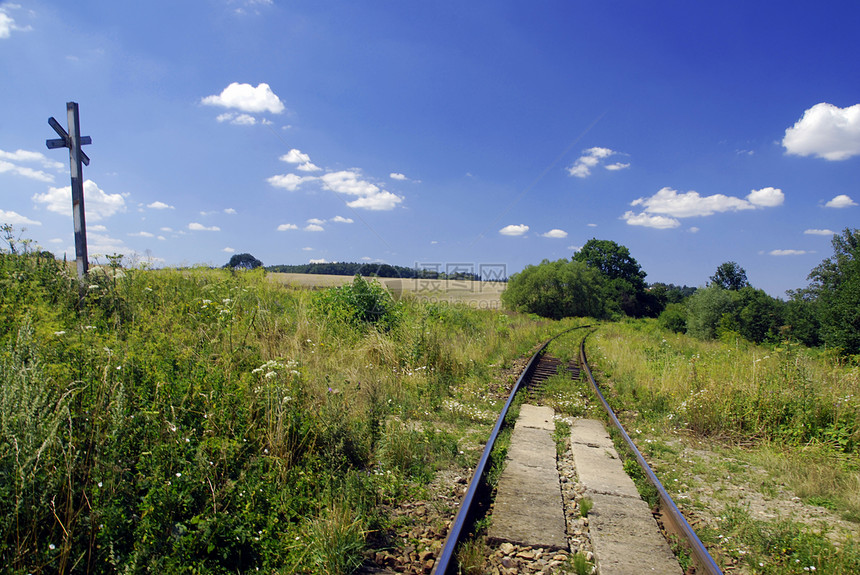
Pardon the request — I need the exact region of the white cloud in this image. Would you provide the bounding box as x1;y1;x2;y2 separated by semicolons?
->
630;187;755;218
688;227;700;233
277;223;298;231
0;209;41;226
268;173;316;191
307;218;325;225
605;162;630;171
129;231;154;238
390;172;407;181
568;147;626;178
0;149;64;170
824;194;857;208
783;102;860;160
280;149;311;164
331;216;353;223
320;170;403;210
0;5;31;40
33;180;126;221
804;228;834;236
90;224;108;232
541;229;568;238
188;222;220;231
0;161;55;183
621;211;681;229
769;249;808;256
302;247;314;251
147;201;174;210
202;82;285;114
499;224;529;236
309;258;328;264
86;233;132;256
304;224;324;232
223;247;236;253
224;208;237;214
746;187;784;207
346;191;402;210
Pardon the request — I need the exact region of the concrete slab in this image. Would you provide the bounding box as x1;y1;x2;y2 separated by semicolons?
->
487;404;568;551
571;419;682;575
588;493;683;575
517;404;555;431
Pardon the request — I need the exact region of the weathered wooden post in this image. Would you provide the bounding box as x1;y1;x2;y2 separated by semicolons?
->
46;102;92;279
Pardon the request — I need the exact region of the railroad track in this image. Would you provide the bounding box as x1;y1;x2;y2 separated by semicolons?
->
432;328;722;575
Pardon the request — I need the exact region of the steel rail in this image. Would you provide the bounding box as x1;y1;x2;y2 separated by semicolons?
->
580;332;723;575
432;326;586;575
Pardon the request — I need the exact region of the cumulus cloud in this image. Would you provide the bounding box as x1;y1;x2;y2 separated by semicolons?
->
783;102;860;160
188;222;220;232
304;224;324;232
280;149;311;164
746;187;784;207
320;170;403;210
804;228;834;236
0;209;41;226
147;201;174;210
0;5;31;40
824;194;857;208
0;148;64;183
331;216;353;223
33;180;126;221
541;229;568;238
568;147;628;178
277;223;298;231
307;218;325;225
202;82;285;114
224;208;237;214
87;233;131;256
268;173;316;191
223;247;236;253
499;224;529;236
390;172;407;181
769;249;808;256
129;231;154;238
309;258;328;264
625;186;783;229
620;211;681;229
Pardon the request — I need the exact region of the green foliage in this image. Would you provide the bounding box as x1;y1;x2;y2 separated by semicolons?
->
798;228;860;355
709;261;750;290
224;252;263;270
573;238;659;317
685;285;784;344
501;258;605;319
313;274;401;330
658;302;688;333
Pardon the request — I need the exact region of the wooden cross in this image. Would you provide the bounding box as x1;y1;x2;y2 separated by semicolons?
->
46;102;92;278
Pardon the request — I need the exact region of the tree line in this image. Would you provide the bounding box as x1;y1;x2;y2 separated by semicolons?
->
502;229;860;355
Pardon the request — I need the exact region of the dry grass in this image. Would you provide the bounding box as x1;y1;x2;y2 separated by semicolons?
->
268;273;505;308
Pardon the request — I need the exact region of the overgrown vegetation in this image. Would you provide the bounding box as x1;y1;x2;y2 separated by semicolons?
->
0;243;566;573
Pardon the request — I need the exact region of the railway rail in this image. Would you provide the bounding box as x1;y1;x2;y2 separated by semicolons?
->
432;327;722;575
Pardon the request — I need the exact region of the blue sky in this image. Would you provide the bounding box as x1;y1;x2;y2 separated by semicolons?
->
1;1;858;297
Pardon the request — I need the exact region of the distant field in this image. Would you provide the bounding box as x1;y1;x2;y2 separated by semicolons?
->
268;272;506;308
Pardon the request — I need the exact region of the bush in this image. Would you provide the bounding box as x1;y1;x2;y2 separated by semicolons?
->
313;275;400;330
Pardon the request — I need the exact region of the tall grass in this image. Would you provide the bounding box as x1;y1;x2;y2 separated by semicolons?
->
0;251;566;572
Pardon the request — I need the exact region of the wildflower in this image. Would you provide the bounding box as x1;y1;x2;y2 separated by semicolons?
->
49;544;56;550
176;472;181;478
54;331;65;336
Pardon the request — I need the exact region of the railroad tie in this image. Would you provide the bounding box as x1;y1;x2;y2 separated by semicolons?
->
571;419;683;575
487;404;568;551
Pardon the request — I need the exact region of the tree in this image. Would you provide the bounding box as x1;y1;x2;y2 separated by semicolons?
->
709;261;749;290
572;239;655;317
803;228;860;354
501;259;605;319
225;253;262;270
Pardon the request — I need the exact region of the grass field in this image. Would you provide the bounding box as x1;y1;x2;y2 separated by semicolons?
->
268;272;506;309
